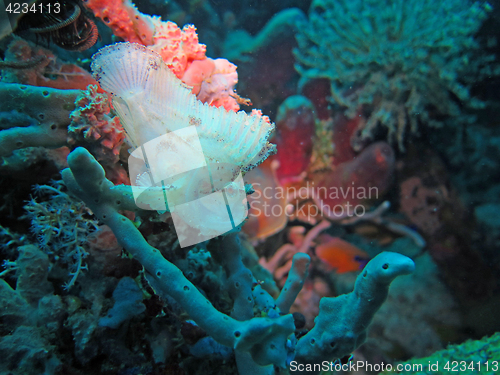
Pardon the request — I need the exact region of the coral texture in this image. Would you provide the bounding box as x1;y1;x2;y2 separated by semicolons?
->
68;85;124;164
0;82;79;159
294;0;495;150
68;85;128;184
1;38;97;90
23;182;98;289
381;332;500;374
84;0;241;111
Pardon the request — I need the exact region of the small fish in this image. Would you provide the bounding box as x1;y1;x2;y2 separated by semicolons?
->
315;236;370;273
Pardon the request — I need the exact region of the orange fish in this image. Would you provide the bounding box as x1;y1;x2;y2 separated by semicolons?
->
315;236;370;273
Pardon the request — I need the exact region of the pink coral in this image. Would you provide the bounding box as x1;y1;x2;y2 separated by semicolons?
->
196;58;239;111
1;38;97;90
84;0;240;111
68;85;128;184
150;20;206;78
84;0;154;45
181;58;216;95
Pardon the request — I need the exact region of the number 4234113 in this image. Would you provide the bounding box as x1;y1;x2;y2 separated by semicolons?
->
5;2;61;14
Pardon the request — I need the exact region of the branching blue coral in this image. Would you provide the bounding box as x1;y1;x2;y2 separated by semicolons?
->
294;0;497;151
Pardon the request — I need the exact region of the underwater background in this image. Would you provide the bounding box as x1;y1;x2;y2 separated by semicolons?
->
1;0;500;374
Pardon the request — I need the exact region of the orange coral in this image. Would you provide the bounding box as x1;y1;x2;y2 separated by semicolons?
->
84;0;240;111
84;0;154;45
196;58;239;111
1;38;97;90
150;20;206;78
68;85;128;184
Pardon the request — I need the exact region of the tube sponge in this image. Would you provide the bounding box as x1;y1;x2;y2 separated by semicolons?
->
62;147;295;368
294;252;415;373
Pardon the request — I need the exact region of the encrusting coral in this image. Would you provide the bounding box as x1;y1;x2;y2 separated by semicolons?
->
294;0;497;151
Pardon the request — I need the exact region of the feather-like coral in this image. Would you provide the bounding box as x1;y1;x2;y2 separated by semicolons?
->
91;42;276;172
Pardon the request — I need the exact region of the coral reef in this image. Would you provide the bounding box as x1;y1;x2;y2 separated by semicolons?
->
294;0;496;150
1;0;500;374
381;332;500;374
0;82;79;159
62;146;414;373
23;181;98;289
84;0;242;111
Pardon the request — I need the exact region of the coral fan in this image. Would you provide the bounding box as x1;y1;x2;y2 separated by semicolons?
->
294;0;496;150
